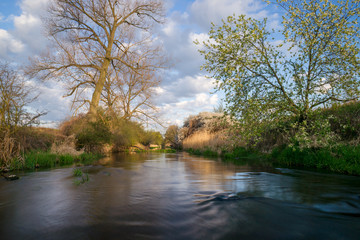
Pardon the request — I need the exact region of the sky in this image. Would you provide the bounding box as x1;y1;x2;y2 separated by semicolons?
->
0;0;280;130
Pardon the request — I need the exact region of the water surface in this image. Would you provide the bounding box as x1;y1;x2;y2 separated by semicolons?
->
1;152;360;239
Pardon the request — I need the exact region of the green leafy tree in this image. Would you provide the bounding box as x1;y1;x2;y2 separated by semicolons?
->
197;0;360;142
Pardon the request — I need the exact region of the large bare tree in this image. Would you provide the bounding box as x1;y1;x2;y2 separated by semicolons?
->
101;31;165;123
29;0;165;120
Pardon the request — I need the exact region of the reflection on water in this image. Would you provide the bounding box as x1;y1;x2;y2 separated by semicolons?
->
0;152;359;239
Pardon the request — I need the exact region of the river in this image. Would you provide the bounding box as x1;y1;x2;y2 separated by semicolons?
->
0;152;360;239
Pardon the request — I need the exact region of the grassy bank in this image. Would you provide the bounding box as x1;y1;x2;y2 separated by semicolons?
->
270;145;360;175
122;148;177;153
181;102;360;176
185;145;360;176
186;147;265;162
7;151;103;171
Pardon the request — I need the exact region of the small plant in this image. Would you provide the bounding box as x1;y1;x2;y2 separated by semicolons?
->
73;168;83;177
73;168;89;185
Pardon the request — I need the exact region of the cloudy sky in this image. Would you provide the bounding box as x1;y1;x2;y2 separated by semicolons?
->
0;0;279;129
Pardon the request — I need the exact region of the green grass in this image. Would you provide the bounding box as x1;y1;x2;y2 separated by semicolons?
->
6;151;104;171
24;151;58;169
152;149;177;153
186;148;218;157
270;144;360;175
122;148;177;153
75;153;103;165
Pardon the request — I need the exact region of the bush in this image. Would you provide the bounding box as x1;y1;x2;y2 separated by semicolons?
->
111;119;145;150
60;114;111;153
75;120;111;152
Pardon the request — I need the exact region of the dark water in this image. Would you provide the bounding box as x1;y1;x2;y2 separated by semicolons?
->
1;152;360;239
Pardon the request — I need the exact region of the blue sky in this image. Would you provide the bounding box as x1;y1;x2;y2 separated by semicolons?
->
0;0;279;129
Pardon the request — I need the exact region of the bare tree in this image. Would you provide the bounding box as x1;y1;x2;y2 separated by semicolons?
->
0;63;44;134
100;34;165;123
29;0;165;120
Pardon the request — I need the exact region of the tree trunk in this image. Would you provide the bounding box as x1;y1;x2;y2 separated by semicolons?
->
88;58;111;121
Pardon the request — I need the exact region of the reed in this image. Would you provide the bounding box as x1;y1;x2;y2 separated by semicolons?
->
182;130;228;153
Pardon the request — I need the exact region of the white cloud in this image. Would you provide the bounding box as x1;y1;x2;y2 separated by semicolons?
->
163;18;177;36
189;32;209;43
14;13;41;32
168;75;215;97
189;0;265;31
19;0;50;15
13;0;49;53
0;0;49;60
0;29;25;57
29;79;73;123
158;93;219;126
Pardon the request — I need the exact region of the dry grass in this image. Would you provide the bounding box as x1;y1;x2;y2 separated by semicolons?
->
50;135;84;156
182;130;229;152
0;131;24;168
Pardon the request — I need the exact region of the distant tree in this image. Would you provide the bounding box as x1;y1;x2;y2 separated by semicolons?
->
197;0;360;142
151;131;163;146
0;62;44;135
140;130;163;146
164;125;179;148
29;0;165;120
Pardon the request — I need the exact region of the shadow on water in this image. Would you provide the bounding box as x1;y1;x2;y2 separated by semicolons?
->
0;152;360;239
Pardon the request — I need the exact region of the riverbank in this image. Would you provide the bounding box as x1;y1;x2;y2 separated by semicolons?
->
1;151;103;172
186;145;360;176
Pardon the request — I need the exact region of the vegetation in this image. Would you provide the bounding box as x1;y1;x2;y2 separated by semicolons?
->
0;62;47;169
7;151;102;171
182;102;360;175
72;168;89;185
164;125;181;149
197;0;360;144
271;144;360;175
178;0;360;175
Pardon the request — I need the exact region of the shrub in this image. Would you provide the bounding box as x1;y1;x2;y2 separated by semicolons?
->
60;114;112;153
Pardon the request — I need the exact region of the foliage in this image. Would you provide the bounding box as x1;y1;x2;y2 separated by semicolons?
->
288;115;339;150
60;114;112;153
164;125;180;149
73;168;83;177
197;0;360;143
75;119;112;153
111;119;146;150
140;130;163;147
322;101;360;141
271;144;360;175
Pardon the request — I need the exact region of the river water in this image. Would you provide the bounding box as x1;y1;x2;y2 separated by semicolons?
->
0;152;360;239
